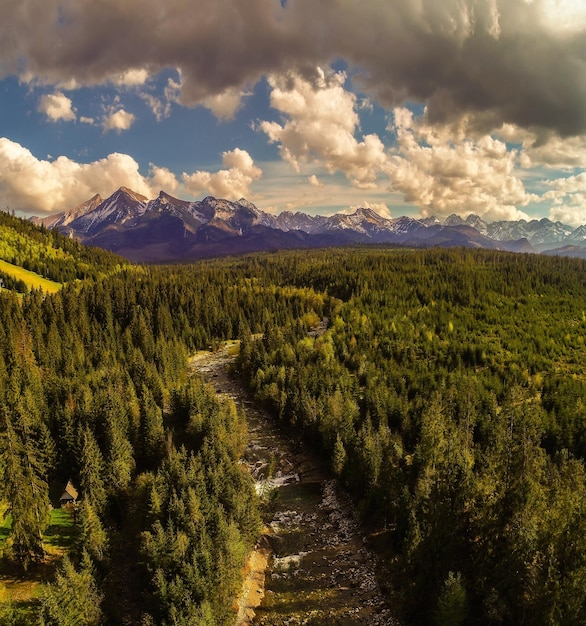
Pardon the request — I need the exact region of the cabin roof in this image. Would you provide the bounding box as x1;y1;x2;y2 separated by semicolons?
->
60;480;78;501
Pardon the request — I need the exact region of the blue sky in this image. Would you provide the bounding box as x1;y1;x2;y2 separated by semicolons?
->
1;0;586;224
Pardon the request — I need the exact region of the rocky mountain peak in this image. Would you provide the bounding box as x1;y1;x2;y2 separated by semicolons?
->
31;186;586;262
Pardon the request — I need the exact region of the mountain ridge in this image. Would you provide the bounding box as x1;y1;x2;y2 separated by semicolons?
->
32;187;586;262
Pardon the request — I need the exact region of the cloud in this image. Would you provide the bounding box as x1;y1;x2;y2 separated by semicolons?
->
0;138;174;214
202;87;249;120
149;165;179;194
548;193;586;227
386;107;534;220
362;202;392;219
37;92;76;122
260;68;387;189
2;1;585;136
308;174;322;187
260;69;541;221
182;148;262;199
543;173;586;226
141;93;171;121
337;201;392;219
102;109;136;133
113;68;149;87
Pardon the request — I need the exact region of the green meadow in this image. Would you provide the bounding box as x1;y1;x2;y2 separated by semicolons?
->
0;259;62;294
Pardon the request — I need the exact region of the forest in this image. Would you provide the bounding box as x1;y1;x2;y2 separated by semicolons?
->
237;248;586;625
1;214;586;624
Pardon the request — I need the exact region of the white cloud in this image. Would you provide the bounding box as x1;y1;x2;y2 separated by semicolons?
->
149;165;179;194
260;68;387;189
362;201;392;219
542;172;586;225
37;92;76;122
182;148;262;199
538;0;586;34
0;138;175;214
259;70;544;221
102;109;136;133
386;107;534;220
141;93;171;121
548;194;586;227
203;87;249;121
308;174;322;187
79;116;95;125
526;135;586;170
113;68;149;87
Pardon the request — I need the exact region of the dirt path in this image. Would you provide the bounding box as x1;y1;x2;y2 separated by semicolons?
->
191;343;398;626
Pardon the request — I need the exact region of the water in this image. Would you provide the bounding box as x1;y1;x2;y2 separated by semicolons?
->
191;344;398;626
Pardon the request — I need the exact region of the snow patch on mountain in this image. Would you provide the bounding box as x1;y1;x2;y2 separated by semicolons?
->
31;187;586;262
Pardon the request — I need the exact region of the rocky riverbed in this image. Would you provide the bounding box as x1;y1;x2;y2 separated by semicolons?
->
191;342;398;626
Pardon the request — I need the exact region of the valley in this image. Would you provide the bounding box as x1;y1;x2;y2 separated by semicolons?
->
1;212;586;624
192;344;396;625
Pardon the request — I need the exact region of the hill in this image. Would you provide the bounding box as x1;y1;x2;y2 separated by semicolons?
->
0;210;127;294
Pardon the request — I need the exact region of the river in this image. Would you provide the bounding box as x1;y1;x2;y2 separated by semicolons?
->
191;342;398;626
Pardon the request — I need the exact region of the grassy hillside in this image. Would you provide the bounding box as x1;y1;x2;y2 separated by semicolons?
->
0;210;127;295
0;259;62;294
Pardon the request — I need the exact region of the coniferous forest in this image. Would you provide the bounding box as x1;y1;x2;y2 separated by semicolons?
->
1;215;586;624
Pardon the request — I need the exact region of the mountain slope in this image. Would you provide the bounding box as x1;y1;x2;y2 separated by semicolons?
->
0;210;127;292
36;187;586;262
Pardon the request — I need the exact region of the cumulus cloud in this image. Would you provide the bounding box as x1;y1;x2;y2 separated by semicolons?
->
260;68;387;188
363;202;392;219
102;109;136;133
510;130;586;170
260;68;541;220
2;1;585;136
548;193;586;227
149;165;179;194
37;92;76;122
339;202;392;219
182;148;262;199
543;173;586;225
386;107;534;220
0;138;173;214
113;68;149;87
203;87;249;120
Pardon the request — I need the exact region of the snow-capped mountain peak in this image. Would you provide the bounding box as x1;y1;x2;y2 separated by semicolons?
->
31;186;586;262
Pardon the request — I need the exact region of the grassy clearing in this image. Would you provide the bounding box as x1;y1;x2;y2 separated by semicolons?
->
0;504;77;558
0;259;62;294
0;505;78;618
44;508;78;556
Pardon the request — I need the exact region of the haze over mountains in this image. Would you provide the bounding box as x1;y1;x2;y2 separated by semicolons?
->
34;187;586;263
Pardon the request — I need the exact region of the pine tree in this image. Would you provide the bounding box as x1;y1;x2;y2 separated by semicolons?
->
78;500;108;563
0;402;50;570
79;427;107;515
40;552;103;625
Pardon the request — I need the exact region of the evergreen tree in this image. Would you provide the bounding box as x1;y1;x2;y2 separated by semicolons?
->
79;427;107;515
40;553;102;626
0;404;50;570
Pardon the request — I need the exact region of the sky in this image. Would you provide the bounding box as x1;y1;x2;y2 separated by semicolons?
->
1;0;586;225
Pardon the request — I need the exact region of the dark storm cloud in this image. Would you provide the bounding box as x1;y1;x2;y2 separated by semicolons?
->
2;0;585;136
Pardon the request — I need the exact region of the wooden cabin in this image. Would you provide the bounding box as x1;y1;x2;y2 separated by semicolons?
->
60;480;79;507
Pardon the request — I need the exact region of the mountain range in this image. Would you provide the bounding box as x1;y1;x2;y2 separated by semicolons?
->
32;187;586;262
